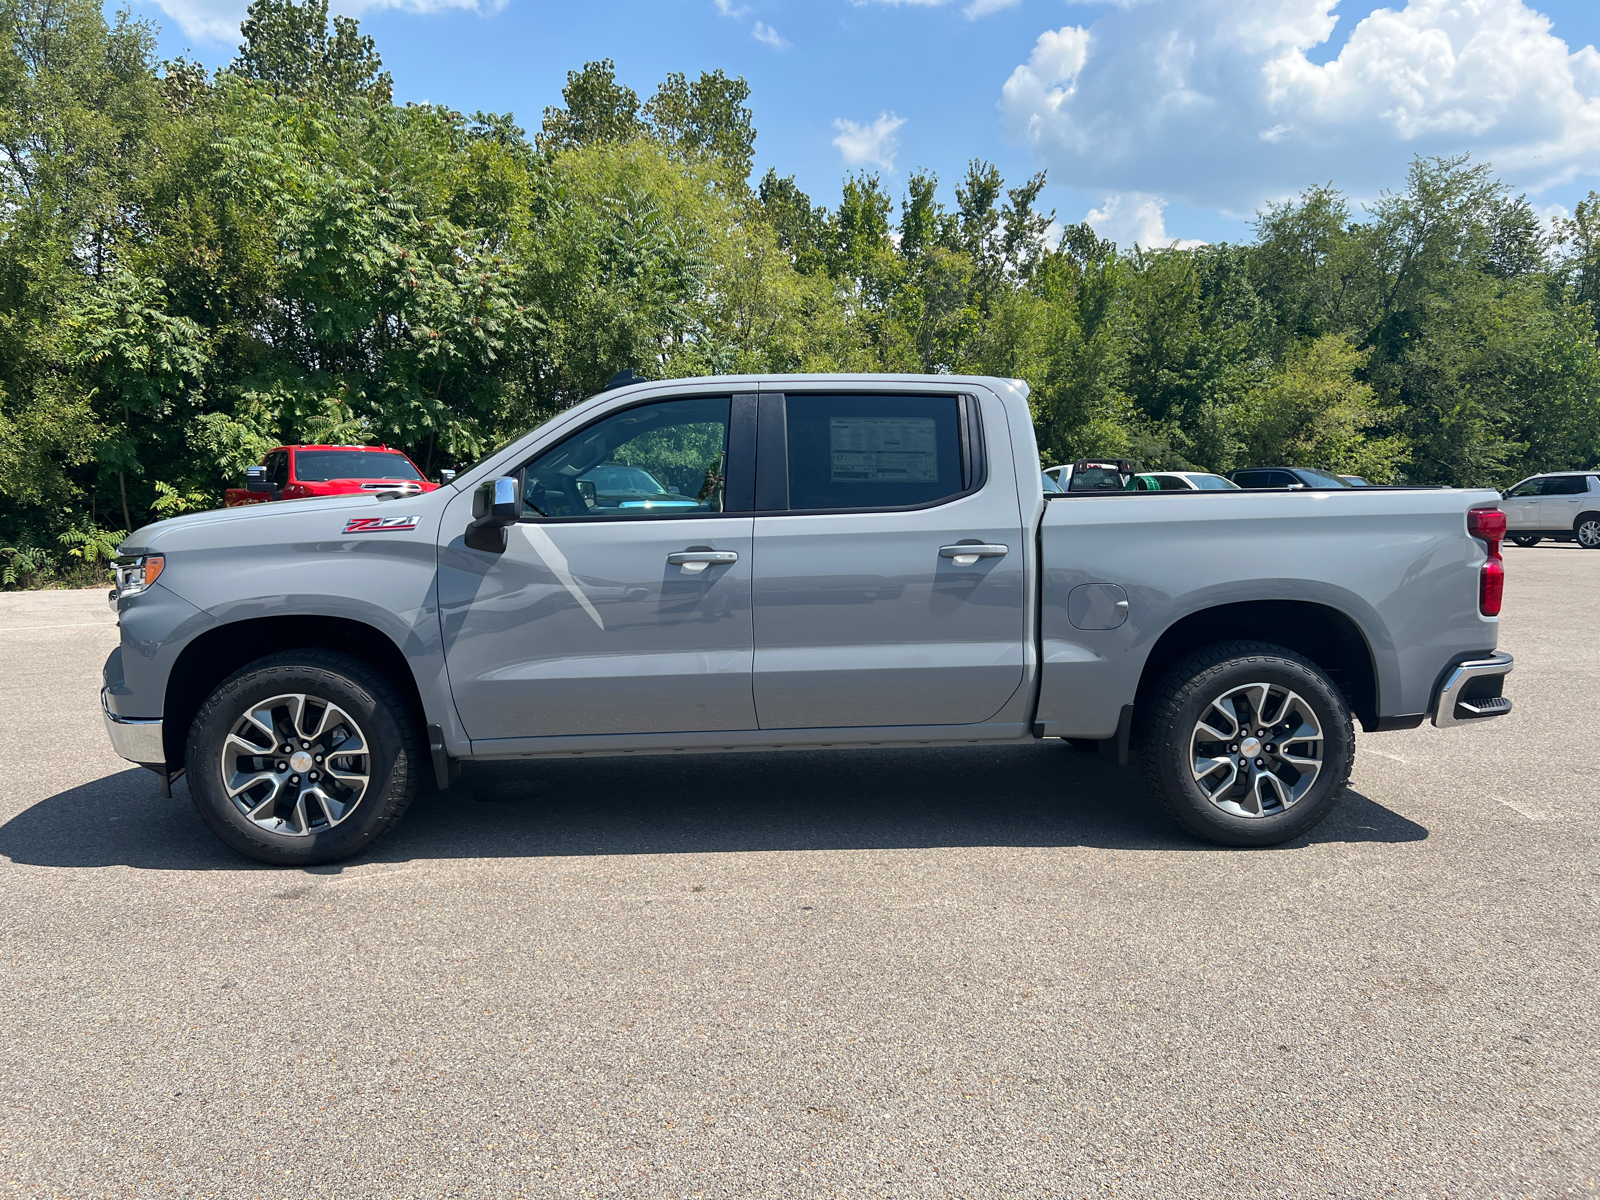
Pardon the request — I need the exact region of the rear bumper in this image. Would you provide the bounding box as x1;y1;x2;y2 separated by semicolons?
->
102;687;164;765
1432;652;1514;728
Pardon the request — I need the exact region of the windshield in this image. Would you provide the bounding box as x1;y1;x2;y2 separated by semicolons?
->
294;450;423;482
1295;468;1352;488
1191;474;1241;490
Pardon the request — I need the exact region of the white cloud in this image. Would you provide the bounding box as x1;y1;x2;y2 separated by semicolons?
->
752;20;789;49
713;0;749;16
1000;0;1600;214
1085;192;1206;250
148;0;506;44
832;112;908;171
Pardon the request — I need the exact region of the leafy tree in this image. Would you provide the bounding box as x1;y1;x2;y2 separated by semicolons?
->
230;0;391;104
538;59;642;154
644;69;755;180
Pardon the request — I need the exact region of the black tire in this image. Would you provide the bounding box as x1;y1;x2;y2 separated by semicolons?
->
1135;641;1355;847
1510;535;1542;548
185;651;420;865
1575;514;1600;550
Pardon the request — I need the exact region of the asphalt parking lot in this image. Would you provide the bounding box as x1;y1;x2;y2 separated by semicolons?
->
1;545;1596;1199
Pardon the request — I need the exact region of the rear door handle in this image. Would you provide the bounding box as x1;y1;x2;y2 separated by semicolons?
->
668;550;739;574
939;544;1009;565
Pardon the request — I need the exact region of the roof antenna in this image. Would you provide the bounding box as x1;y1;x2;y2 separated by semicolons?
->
603;368;643;391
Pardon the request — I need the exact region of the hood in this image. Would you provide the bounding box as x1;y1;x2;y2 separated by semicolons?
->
118;488;460;555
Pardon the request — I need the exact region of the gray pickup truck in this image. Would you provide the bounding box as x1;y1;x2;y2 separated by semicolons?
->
102;374;1514;865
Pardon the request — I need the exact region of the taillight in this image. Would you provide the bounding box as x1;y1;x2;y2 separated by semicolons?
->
1468;507;1505;616
1467;508;1505;546
1479;557;1504;616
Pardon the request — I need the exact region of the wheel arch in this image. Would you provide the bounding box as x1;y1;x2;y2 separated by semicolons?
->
162;615;428;767
1574;510;1600;542
1134;600;1381;732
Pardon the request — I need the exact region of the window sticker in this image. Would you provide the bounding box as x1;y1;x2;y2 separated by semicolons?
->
829;417;938;483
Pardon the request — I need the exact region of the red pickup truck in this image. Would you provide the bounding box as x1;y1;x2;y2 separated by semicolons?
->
223;445;443;507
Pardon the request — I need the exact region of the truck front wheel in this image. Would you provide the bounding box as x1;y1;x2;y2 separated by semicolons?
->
185;651;420;866
1136;641;1354;847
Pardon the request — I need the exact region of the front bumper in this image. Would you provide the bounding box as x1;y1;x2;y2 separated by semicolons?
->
1432;652;1514;728
101;687;164;765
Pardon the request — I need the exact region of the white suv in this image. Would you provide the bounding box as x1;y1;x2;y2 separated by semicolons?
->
1501;472;1600;548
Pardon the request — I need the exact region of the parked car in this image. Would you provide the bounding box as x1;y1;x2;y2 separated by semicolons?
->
1499;471;1600;548
1228;467;1353;489
1043;459;1137;491
104;374;1512;865
223;445;441;507
1127;472;1241;491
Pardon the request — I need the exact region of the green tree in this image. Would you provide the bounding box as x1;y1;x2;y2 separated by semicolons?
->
644;69;755;180
537;60;643;154
230;0;391;104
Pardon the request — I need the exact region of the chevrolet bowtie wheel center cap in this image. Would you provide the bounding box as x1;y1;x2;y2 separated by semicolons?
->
289;750;315;773
1239;737;1262;757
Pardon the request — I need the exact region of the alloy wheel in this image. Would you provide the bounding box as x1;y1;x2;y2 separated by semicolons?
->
1190;682;1324;818
220;693;370;836
1577;519;1600;549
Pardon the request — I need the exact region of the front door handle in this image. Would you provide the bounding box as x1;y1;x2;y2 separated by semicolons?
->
668;550;739;574
939;544;1009;565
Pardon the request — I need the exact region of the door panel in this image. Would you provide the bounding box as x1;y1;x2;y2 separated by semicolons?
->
1537;476;1587;530
439;393;757;742
441;519;755;739
750;391;1026;730
1503;480;1541;529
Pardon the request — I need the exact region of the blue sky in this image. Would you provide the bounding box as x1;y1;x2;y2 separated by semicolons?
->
134;0;1600;249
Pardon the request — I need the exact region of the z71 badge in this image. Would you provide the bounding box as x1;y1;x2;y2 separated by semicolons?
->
343;515;421;534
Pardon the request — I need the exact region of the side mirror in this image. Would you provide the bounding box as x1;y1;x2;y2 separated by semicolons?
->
246;465;270;494
466;476;523;553
439;469;457;485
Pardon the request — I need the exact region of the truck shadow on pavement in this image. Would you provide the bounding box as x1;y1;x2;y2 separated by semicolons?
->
4;741;1427;872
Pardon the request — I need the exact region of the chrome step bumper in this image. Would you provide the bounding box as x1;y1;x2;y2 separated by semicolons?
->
1432;652;1514;728
101;687;164;765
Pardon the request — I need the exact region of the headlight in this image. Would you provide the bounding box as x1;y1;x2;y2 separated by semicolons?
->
113;554;165;598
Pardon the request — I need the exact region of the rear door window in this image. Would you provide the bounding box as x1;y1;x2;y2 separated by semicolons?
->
781;394;966;511
1544;476;1586;495
1232;470;1271;488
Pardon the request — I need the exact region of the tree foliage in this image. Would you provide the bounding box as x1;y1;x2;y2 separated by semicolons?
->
1;0;1597;585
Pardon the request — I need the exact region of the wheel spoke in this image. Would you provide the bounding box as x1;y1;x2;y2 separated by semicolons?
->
1192;755;1236;790
310;788;348;826
305;701;347;743
226;769;279;799
224;732;272;759
1254;770;1290;812
1196;701;1238;742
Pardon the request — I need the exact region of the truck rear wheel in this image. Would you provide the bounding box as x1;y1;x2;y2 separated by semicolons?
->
184;651;419;866
1135;641;1354;847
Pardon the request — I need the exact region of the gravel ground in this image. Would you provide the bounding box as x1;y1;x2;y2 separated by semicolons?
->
0;545;1596;1199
